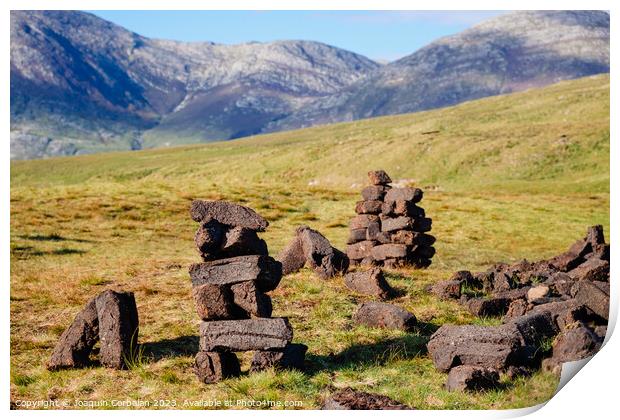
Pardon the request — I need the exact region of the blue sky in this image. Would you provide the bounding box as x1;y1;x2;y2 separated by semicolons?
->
90;10;507;62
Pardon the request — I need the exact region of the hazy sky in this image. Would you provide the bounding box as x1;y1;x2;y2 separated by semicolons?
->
90;10;507;62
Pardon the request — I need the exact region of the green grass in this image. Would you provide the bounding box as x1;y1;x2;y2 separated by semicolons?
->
10;74;609;409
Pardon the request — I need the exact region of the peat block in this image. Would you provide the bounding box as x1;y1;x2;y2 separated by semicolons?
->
193;283;242;321
48;297;99;370
190;200;268;231
230;281;273;318
353;301;416;331
199;318;293;352
445;365;500;392
277;235;306;276
572;280;609;320
194;351;240;383
189;255;282;292
344;268;394;299
95;290;139;370
367;170;392;186
250;343;308;372
322;388;411;410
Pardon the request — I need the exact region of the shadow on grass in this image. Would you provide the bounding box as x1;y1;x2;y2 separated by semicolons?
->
18;233;95;243
386;287;408;299
141;335;198;362
10;246;87;259
305;333;431;375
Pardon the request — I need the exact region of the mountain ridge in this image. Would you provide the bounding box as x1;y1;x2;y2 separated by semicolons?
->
11;10;380;158
268;10;609;131
10;10;609;159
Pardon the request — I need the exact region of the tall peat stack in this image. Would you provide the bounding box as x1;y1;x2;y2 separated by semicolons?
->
346;170;435;268
189;200;306;383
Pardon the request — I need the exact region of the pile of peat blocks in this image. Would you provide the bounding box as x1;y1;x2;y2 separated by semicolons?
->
346;170;435;268
189;200;306;383
427;225;610;391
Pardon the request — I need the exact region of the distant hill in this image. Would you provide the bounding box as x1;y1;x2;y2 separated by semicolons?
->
12;74;610;196
10;10;379;159
272;11;609;131
10;10;609;160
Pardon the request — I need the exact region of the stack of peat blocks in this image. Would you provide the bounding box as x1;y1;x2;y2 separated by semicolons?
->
346;170;436;268
189;200;306;383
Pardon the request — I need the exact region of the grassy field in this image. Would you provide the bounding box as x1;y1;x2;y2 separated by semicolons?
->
10;74;609;409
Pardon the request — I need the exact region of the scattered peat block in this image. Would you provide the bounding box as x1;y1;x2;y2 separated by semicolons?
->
250;343;308;372
542;324;603;376
428;324;522;372
277;235;306;276
504;299;528;319
199;318;293;352
298;225;349;278
95;290;139;370
190;200;268;231
230;281;273;318
467;297;511;317
551;324;602;362
549;247;587;272
48;297;99;370
189;255;282;293
586;225;605;245
432;226;610;388
428;313;557;373
503;312;559;348
528;299;587;330
546;272;576;296
568;258;609;282
194;351;241;384
431;280;462;300
572;280;609;320
353;302;416;331
322;388;411;410
193;283;242;321
445;365;500;392
541;357;563;376
344;268;394;299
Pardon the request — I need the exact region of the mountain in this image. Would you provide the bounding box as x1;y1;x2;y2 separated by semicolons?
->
10;10;379;159
10;10;609;160
271;11;609;130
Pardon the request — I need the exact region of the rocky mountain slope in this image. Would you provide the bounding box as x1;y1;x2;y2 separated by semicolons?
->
10;10;609;160
271;11;609;130
10;10;379;159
